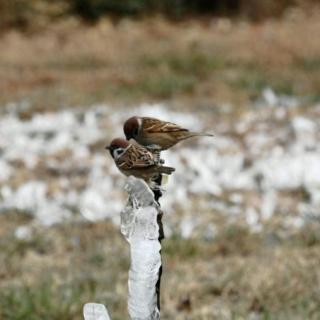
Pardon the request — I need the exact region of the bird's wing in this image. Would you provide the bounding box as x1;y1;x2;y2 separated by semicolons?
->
142;117;188;133
117;144;155;170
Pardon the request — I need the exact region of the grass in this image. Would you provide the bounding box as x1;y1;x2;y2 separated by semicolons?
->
1;11;320;108
0;219;129;319
46;55;110;71
107;73;198;99
0;215;319;319
0;279;83;320
296;57;320;72
142;50;226;77
0;275;126;320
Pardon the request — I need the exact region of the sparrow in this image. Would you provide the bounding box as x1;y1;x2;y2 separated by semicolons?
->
123;116;213;151
105;138;175;182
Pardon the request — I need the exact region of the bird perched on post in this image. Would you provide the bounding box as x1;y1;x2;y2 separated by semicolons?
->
105;138;175;182
123;116;213;151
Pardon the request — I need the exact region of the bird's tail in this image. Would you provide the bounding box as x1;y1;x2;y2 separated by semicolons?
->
188;132;214;138
157;166;175;175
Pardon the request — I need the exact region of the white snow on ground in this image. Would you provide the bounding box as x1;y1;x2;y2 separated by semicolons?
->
0;92;319;234
0;160;12;181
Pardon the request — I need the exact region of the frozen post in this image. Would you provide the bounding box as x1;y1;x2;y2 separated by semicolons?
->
121;176;163;319
84;176;164;320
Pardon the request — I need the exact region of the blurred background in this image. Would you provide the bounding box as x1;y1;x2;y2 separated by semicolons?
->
1;1;320;319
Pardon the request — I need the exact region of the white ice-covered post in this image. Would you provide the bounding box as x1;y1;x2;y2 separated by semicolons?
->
84;176;163;320
121;176;162;320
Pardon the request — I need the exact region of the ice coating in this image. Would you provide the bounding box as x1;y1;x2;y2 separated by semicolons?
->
83;303;111;320
121;177;161;320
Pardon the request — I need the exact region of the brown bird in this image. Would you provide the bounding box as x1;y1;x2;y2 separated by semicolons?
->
105;138;175;182
123;116;213;151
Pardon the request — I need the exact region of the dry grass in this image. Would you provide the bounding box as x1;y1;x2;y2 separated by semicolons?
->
1;212;320;319
1;8;320;110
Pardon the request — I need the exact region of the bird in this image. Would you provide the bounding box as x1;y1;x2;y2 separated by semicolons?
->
123;116;213;151
105;138;175;182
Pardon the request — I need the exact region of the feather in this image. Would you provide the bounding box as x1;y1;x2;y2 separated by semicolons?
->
116;144;155;170
142;117;188;133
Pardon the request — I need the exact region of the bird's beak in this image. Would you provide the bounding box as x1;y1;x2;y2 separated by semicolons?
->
105;145;110;150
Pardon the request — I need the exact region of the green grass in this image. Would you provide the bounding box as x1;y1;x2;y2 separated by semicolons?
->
46;56;110;71
137;73;197;98
0;275;122;320
296;56;320;72
225;64;297;98
107;72;197;100
143;51;225;77
0;279;82;320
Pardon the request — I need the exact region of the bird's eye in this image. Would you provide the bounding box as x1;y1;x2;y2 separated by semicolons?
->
114;148;124;157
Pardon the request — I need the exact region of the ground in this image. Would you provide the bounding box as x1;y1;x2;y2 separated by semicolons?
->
0;9;320;320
